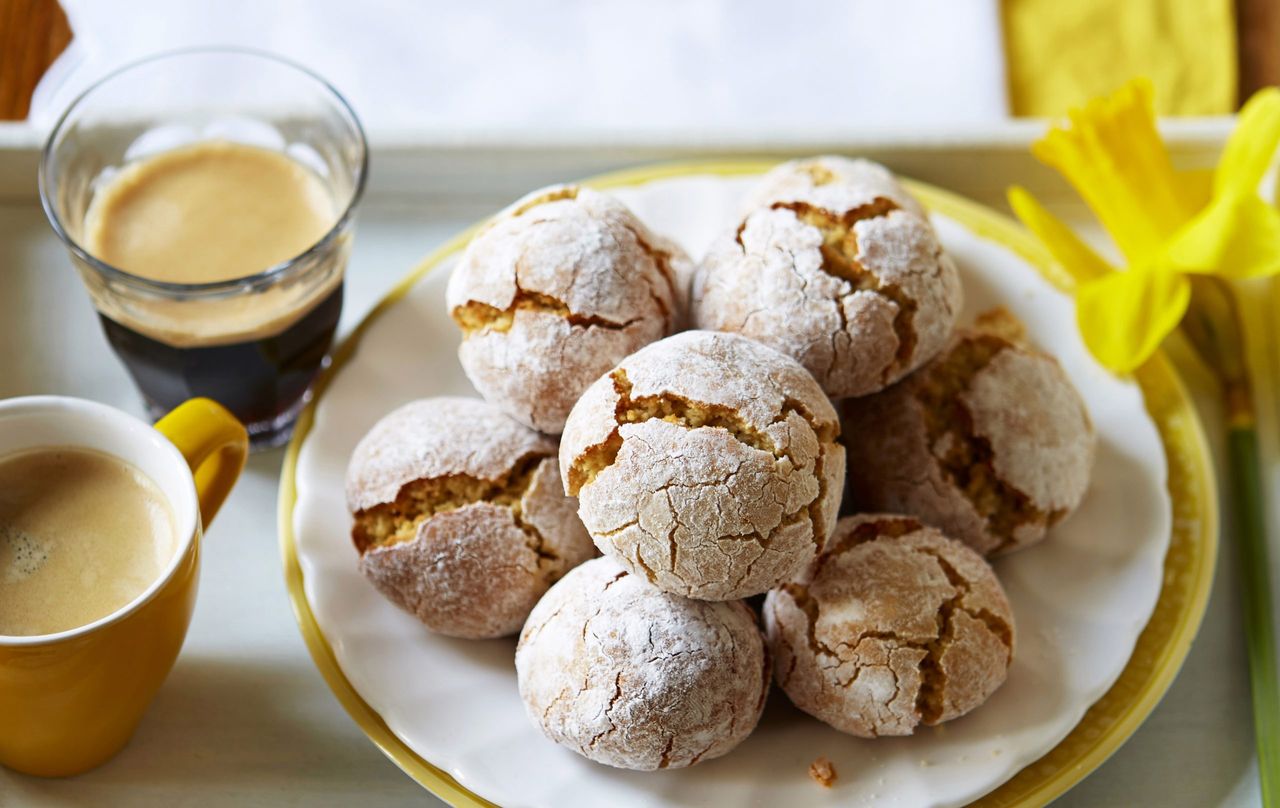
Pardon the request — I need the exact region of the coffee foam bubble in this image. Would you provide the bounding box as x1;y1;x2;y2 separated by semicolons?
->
3;527;49;583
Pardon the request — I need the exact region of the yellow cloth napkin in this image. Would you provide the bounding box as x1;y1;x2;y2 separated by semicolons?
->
1003;0;1237;116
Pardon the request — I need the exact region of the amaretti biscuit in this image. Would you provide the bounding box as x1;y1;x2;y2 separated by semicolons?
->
516;557;769;770
560;330;846;601
447;185;688;434
346;397;594;639
843;309;1095;556
765;514;1015;737
691;158;962;399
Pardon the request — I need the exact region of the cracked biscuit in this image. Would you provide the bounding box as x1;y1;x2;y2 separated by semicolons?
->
691;157;962;399
346;397;595;639
765;514;1014;737
843;308;1095;556
447;184;688;434
516;556;770;770
560;330;846;601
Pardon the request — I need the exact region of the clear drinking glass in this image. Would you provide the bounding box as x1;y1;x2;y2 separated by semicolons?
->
39;48;367;449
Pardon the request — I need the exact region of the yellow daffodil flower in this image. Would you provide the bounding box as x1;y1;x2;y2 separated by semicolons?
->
1008;79;1280;374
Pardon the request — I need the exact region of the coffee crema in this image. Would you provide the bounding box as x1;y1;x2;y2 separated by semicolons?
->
0;447;178;636
85;139;336;286
81;139;344;349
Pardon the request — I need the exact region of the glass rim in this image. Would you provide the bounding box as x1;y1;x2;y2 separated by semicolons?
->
37;46;369;299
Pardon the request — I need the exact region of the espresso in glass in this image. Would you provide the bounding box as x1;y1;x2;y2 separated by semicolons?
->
84;140;345;431
40;49;367;449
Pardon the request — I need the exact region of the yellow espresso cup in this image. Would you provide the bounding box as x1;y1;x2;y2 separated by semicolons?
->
0;395;247;777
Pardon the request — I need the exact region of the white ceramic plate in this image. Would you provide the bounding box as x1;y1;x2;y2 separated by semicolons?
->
290;174;1171;807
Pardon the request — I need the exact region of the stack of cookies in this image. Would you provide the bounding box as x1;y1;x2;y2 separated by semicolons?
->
343;158;1096;772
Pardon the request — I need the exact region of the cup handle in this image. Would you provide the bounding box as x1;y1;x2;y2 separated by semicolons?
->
154;398;249;528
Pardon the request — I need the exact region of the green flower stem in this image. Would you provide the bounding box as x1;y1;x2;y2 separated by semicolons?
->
1227;425;1280;807
1183;276;1279;806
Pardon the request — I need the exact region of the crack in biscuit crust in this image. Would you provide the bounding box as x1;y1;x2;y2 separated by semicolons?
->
568;369;843;498
353;451;547;553
452;289;642;335
569;369;782;495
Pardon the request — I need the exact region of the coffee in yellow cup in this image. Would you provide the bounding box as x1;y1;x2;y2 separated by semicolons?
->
0;396;247;777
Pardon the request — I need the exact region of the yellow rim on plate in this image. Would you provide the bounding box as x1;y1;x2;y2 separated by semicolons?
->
277;160;1219;808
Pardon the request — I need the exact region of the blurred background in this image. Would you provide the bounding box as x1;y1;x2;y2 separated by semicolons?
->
1;0;1273;132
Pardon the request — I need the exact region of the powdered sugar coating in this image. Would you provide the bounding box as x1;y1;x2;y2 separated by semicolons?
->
844;325;1095;555
560;331;845;601
739;156;928;220
447;184;687;434
691;178;962;399
346;397;594;638
764;514;1014;737
516;557;769;770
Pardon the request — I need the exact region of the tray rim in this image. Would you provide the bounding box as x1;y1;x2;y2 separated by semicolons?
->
0;117;1236;149
277;159;1219;808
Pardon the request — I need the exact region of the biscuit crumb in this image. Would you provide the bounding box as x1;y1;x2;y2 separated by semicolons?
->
809;756;837;787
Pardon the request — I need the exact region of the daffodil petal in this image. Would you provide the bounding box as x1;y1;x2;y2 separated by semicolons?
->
1031;79;1191;264
1008;186;1114;286
1168;193;1280;278
1076;265;1190;374
1215;86;1280;197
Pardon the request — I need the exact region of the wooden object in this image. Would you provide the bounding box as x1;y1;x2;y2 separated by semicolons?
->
0;0;71;120
1238;0;1280;102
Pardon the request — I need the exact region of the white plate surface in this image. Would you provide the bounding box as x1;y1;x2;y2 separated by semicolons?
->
292;175;1170;808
